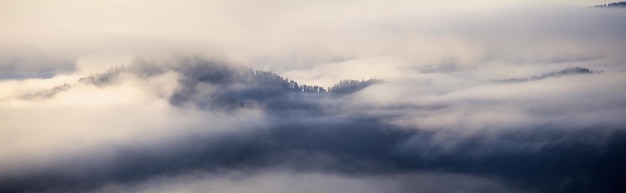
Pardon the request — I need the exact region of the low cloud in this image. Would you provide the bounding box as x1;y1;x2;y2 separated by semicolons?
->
1;1;626;193
86;170;526;193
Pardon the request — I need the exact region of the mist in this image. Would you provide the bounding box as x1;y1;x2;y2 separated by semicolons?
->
2;1;626;193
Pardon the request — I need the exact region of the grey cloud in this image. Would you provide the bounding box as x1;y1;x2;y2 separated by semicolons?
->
0;48;75;79
2;58;626;193
2;2;626;193
85;170;527;193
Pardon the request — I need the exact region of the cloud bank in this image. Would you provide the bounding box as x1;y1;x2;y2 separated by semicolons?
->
1;1;626;193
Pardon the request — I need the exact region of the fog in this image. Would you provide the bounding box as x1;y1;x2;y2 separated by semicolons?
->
84;170;524;193
2;1;626;193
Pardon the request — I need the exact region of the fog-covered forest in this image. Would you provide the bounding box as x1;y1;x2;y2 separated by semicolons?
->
2;1;626;193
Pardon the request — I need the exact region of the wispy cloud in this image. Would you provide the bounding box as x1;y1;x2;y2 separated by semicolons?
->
1;1;626;193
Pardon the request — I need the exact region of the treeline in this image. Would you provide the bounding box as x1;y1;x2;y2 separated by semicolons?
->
76;60;378;95
593;2;626;8
328;79;381;94
494;67;594;83
238;67;377;93
243;69;328;93
78;65;129;85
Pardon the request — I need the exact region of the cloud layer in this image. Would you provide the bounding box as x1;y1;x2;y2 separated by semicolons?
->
2;1;626;193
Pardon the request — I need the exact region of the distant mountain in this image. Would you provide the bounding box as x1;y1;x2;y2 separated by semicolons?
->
31;58;378;110
493;67;594;83
79;59;377;95
593;1;626;8
328;79;380;94
160;59;379;109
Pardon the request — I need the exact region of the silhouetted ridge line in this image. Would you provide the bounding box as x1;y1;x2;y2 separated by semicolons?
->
77;59;378;94
593;1;626;8
70;58;378;109
328;79;381;94
168;58;380;109
493;67;594;83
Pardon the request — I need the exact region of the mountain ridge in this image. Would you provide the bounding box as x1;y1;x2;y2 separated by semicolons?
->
593;1;626;8
22;58;379;110
492;67;594;83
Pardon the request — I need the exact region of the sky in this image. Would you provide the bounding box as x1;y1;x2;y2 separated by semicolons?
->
1;0;623;77
1;1;626;193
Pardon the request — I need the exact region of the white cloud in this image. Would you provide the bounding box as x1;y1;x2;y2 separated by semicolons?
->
0;70;266;176
339;71;626;133
1;1;626;192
